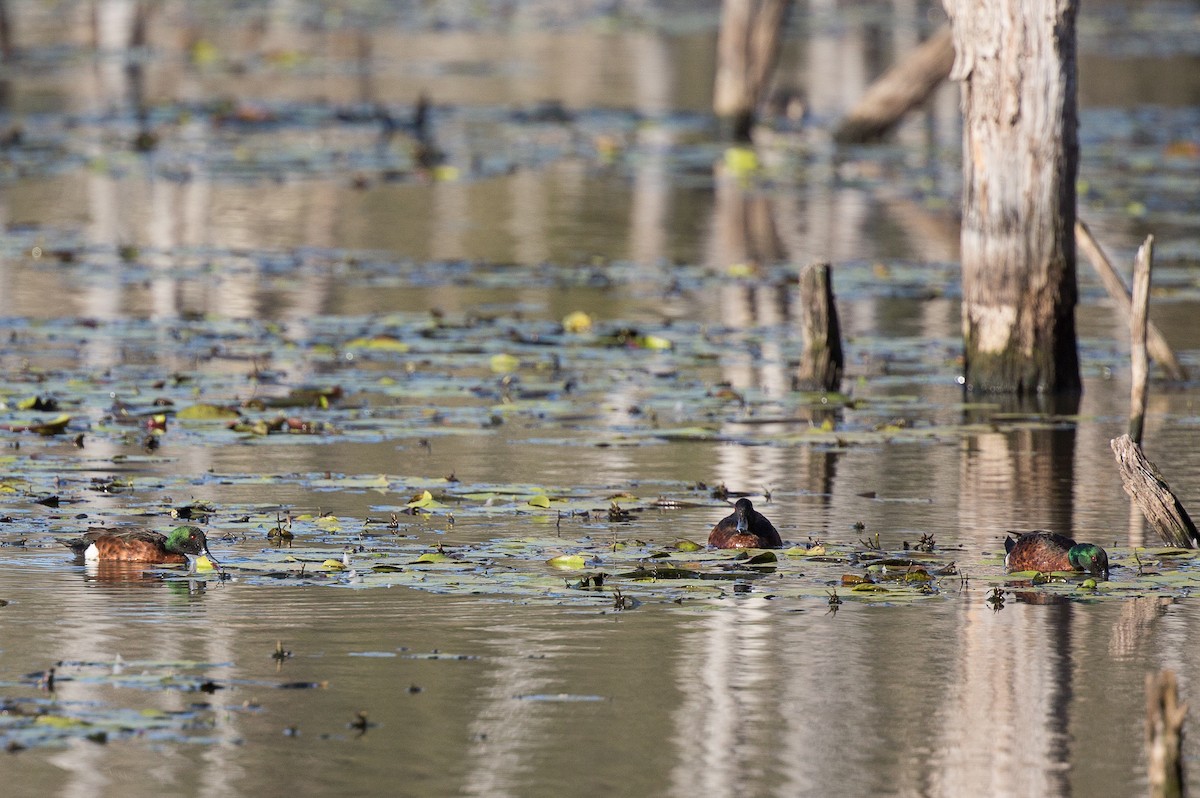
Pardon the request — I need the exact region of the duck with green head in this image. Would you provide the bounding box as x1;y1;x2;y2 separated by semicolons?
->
63;526;220;571
1004;531;1109;577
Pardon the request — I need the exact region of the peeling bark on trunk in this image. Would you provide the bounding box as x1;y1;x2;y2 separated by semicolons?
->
944;1;1081;394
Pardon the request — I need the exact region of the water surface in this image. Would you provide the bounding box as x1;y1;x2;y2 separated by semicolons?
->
3;2;1200;796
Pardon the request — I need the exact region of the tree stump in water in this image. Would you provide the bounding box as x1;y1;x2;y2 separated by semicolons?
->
795;262;843;392
834;24;954;144
1146;669;1187;798
944;0;1081;394
1111;434;1199;548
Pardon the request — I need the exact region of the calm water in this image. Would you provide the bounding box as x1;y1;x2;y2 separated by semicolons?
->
3;2;1200;796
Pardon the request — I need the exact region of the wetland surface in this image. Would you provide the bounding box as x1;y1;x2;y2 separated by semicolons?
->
3;2;1200;796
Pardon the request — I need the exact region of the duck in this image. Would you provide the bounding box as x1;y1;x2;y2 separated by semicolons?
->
1003;531;1108;577
708;498;782;549
63;525;220;570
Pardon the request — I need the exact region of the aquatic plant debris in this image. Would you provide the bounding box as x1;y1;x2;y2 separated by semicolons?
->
1;15;1198;623
0;659;262;751
12;502;1181;609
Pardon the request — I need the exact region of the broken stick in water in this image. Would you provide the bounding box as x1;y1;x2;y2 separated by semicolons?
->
1111;434;1199;549
1129;235;1153;444
1075;221;1186;381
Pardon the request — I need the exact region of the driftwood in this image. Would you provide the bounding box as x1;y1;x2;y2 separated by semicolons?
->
1111;434;1199;548
1076;221;1186;381
1147;669;1187;798
1129;236;1153;444
795;262;843;392
834;24;954;144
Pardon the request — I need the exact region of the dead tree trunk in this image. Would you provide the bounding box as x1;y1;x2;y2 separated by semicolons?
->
835;24;954;144
713;0;792;141
944;1;1081;394
795;262;843;392
1111;434;1199;548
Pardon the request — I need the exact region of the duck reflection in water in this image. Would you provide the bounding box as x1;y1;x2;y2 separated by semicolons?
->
78;561;212;595
708;498;782;549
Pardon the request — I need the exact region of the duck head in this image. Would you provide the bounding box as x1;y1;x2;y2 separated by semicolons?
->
1068;543;1109;577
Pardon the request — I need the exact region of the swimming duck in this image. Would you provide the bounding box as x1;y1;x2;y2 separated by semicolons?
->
709;498;782;549
1003;531;1108;577
63;525;220;570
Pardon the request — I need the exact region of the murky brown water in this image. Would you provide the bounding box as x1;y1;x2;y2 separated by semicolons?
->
3;2;1200;796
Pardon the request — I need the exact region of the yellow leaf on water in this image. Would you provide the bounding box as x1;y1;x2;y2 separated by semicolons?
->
562;311;593;333
29;415;71;435
527;494;552;509
321;559;347;570
407;490;443;509
345;335;409;352
490;353;520;373
194;556;217;572
723;146;759;177
35;715;88;729
638;335;672;351
177;403;239;421
546;554;587;570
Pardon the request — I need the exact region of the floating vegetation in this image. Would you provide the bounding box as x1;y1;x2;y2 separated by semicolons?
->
3;493;1181;609
0;659;264;752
